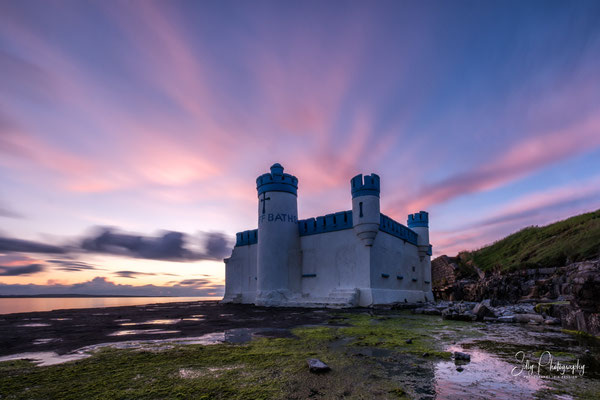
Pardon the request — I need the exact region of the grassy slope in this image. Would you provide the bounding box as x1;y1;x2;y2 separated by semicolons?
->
459;209;600;272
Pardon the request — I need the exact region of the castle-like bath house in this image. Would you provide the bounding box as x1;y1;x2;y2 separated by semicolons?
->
222;163;433;307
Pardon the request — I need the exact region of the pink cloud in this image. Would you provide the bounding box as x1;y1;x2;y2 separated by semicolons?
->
432;175;600;256
393;114;600;217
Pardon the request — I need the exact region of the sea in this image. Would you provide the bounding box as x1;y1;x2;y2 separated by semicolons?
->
0;296;221;315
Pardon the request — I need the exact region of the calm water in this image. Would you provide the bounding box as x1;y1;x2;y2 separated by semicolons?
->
0;297;220;315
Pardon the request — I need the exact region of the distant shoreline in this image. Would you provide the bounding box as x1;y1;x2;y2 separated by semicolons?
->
0;295;206;298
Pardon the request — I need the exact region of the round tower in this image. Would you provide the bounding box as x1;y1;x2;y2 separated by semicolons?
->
407;211;430;259
351;173;380;246
255;163;300;305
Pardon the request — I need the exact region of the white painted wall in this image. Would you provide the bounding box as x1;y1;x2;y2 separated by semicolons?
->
256;191;300;304
223;243;258;303
368;231;433;303
299;229;370;299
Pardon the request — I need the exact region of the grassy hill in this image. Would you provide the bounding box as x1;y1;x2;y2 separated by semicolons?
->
457;209;600;273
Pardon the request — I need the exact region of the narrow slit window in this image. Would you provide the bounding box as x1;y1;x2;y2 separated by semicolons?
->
359;202;363;218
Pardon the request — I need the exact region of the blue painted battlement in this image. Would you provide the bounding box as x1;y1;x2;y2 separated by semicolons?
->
235;229;258;247
351;173;380;198
298;210;353;236
379;214;418;245
407;211;429;228
256;163;298;196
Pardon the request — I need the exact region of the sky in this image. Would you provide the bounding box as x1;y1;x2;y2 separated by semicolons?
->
1;0;599;296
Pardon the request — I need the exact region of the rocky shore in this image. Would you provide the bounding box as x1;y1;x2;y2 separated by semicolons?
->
432;257;600;337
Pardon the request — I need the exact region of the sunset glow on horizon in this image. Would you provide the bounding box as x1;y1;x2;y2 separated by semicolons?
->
1;0;600;296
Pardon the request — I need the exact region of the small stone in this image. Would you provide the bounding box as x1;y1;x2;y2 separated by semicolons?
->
454;351;471;361
456;366;464;372
307;358;330;373
544;317;560;325
405;339;413;344
422;352;430;357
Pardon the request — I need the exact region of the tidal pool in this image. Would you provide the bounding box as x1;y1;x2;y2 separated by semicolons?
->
1;308;598;399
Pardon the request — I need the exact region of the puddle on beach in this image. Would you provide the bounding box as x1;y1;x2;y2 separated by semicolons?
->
33;338;62;345
0;327;294;367
0;332;228;366
434;345;548;399
119;319;181;326
0;351;91;366
108;329;181;336
386;316;599;399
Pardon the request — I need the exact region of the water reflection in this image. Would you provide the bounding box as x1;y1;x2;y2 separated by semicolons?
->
119;319;181;326
434;345;547;399
0;297;219;315
108;329;180;336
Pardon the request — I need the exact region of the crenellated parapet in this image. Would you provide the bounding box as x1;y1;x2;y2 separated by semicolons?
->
379;214;418;245
235;229;258;246
350;173;380;198
299;210;353;236
256;163;298;196
407;211;429;228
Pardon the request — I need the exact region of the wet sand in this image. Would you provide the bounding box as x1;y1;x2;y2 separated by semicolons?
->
0;301;334;356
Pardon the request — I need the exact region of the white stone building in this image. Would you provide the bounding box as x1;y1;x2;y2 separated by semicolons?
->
222;163;433;307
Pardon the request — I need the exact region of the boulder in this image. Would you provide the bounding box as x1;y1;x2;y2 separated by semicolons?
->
472;301;497;321
497;315;516;323
454;351;471;361
514;314;545;324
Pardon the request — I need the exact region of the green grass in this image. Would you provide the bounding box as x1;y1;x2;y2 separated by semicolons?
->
457;209;600;272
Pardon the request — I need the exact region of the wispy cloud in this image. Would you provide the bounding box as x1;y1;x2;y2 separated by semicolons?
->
396;115;600;215
0;276;223;296
46;259;101;272
0;227;232;262
433;175;600;255
0;264;44;276
0;237;65;254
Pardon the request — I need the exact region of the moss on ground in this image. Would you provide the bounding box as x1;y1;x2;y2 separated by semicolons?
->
0;313;442;399
561;329;600;340
334;313;454;359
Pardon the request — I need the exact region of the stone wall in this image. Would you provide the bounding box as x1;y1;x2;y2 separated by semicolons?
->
431;255;457;293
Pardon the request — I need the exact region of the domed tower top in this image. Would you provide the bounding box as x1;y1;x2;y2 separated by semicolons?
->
256;163;298;196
